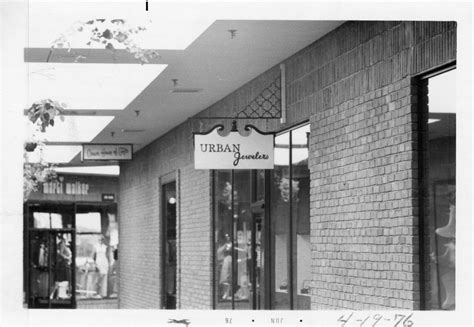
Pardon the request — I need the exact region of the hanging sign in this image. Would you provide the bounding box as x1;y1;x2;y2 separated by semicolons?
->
82;144;133;161
194;124;274;169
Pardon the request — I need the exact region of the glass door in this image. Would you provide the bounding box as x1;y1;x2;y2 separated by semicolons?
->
162;181;177;309
249;210;265;309
270;124;311;310
27;204;75;309
28;231;75;308
214;170;268;309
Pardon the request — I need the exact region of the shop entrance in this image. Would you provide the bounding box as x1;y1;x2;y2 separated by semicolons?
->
25;201;119;309
26;203;75;309
213;123;311;310
28;230;75;308
162;181;177;309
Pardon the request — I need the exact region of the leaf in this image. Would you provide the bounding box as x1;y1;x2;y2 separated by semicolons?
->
102;29;113;39
105;43;115;50
96;18;106;23
86;20;94;24
50;119;54;126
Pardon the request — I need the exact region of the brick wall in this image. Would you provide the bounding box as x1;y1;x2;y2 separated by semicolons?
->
178;165;212;309
282;21;456;309
308;79;420;309
118;162;161;308
118;21;456;309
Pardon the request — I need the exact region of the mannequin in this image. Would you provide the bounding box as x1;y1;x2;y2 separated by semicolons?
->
94;236;109;297
437;241;455;309
435;191;455;310
38;242;47;267
436;202;455;238
217;234;233;300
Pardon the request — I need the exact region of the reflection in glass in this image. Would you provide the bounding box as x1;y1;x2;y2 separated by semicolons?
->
291;124;311;310
215;170;233;308
272;132;291;309
52;233;73;300
75;207;118;300
28;231;73;307
214;170;254;309
426;69;456;310
233;170;252;307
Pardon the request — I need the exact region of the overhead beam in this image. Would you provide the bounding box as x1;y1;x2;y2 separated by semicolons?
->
24;47;180;64
23;109;121;116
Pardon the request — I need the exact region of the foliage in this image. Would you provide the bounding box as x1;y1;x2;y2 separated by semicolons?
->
27;99;66;132
52;18;159;64
23;140;58;201
24;99;65;201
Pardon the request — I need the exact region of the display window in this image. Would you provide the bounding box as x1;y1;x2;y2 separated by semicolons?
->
75;204;118;301
213;123;311;310
25;204;75;308
419;68;456;310
272;124;311;310
25;202;118;308
214;170;257;309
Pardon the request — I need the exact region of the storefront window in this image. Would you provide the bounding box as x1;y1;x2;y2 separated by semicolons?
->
272;132;291;309
26;204;75;308
213;123;311;310
75;205;118;300
423;69;456;310
271;124;311;310
214;170;254;309
291;125;311;309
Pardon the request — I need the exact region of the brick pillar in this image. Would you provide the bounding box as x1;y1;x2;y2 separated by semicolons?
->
309;77;421;310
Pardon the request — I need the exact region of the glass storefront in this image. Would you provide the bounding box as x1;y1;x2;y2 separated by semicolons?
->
214;170;257;309
421;68;456;310
213;123;311;310
272;124;311;310
25;202;118;308
75;204;118;300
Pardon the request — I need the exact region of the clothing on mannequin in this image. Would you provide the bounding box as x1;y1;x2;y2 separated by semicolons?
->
38;243;47;267
217;233;247;300
94;237;109;297
434;192;455;310
217;235;233;300
436;204;455;238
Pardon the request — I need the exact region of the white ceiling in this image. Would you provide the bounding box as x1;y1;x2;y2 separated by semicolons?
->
25;19;343;166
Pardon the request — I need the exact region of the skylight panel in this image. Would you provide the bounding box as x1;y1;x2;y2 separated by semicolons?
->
26;145;82;164
25;116;114;143
55;166;120;176
26;63;166;110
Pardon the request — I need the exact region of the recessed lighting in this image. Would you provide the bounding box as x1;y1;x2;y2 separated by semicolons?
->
121;129;146;133
170;88;202;94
